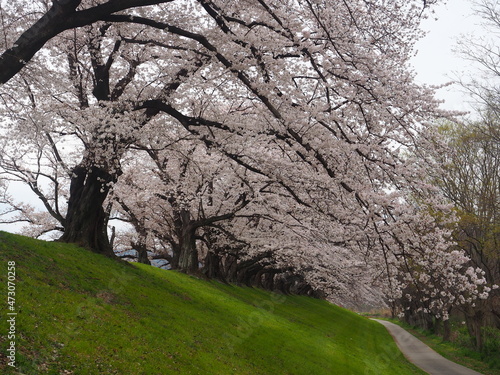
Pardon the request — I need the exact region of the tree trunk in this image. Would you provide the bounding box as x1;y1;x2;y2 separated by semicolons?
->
178;225;199;273
202;251;226;281
465;309;484;351
434;318;442;336
224;254;238;282
135;229;151;265
473;312;484;351
136;243;151;265
261;271;276;290
443;319;451;342
168;243;181;270
418;312;434;332
59;165;116;257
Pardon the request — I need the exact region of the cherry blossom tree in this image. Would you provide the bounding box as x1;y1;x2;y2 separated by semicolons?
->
1;8;207;254
411;0;500;347
425;120;500;347
112;137;254;272
0;0;490;309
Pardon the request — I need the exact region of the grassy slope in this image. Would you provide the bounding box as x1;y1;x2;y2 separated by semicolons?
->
0;232;425;375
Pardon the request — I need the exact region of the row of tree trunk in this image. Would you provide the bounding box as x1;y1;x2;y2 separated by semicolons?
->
401;301;500;352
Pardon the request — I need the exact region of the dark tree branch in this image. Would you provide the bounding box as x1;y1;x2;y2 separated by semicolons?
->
0;0;175;84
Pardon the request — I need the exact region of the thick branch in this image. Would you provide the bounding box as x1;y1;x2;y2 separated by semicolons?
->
0;0;174;84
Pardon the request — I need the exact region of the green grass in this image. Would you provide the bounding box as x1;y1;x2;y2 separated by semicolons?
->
0;231;426;375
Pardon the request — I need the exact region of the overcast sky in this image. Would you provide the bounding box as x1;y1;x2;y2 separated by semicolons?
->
411;0;484;113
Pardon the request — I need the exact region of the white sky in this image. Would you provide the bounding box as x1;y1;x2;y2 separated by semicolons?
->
411;0;484;114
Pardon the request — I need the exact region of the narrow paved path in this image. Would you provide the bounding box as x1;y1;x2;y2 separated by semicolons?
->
372;319;484;375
